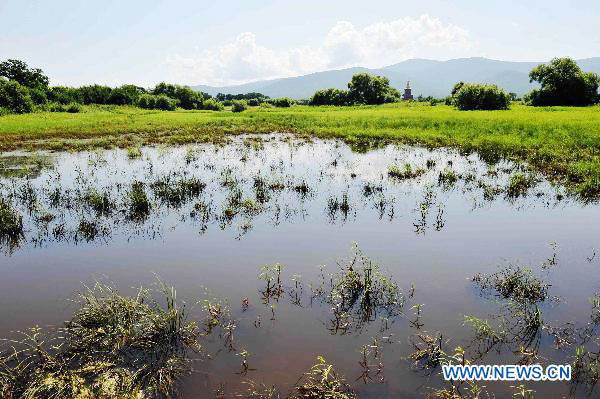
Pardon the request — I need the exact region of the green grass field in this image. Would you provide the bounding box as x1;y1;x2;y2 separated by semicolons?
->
1;103;599;198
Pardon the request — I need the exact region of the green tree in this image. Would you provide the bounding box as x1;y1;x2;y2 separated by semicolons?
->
309;88;350;106
347;73;399;105
452;83;510;111
78;85;113;105
525;57;600;106
0;78;34;114
108;84;145;105
152;83;203;110
0;59;49;89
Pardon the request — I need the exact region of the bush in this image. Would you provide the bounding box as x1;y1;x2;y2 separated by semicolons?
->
201;98;224;111
231;100;247;112
452;83;510;111
0;79;34;114
136;93;177;111
108;84;145;105
152;82;203;110
269;97;294;107
78;84;112;105
247;98;260;106
525;57;600;106
66;102;82;113
259;102;273;108
348;73;400;105
28;87;47;105
46;86;81;104
310;88;350;106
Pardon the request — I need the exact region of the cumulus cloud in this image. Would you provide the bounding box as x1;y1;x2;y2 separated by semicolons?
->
165;15;471;86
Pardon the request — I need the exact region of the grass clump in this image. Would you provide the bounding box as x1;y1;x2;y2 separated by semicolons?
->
289;356;356;399
438;169;458;188
0;283;200;399
473;265;548;305
506;173;536;198
150;175;205;208
83;188;114;216
0;197;24;245
127;146;142;159
127;181;151;222
388;163;425;180
324;244;403;331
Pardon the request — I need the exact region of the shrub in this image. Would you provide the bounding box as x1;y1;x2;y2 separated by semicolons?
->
201;98;224;111
231;100;247;112
136;93;177;111
309;88;350;106
0;79;34;114
66;102;82;113
259;102;273;108
247;98;260;106
28;87;48;104
452;83;510;111
152;82;203;110
525;57;600;106
108;84;145;105
269;97;294;107
46;86;81;104
77;84;112;104
348;72;400;105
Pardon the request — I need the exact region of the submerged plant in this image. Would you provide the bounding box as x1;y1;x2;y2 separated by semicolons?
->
0;197;24;247
289;356;356;399
127;181;151;222
388;163;425;180
506;173;536;198
473;265;548;305
0;283;200;399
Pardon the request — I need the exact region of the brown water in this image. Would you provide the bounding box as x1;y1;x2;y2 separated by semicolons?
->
1;134;599;398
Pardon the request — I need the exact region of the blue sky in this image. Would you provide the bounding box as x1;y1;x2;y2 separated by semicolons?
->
1;0;598;86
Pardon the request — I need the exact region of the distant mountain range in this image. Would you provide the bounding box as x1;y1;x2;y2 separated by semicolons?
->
192;57;600;99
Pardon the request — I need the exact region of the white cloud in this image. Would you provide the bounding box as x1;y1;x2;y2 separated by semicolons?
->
165;15;472;86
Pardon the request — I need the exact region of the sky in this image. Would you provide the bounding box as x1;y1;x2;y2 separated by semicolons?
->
1;0;599;87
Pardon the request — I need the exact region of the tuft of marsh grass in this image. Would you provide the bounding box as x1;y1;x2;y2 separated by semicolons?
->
289;356;356;399
0;197;24;247
473;265;548;305
151;175;205;208
127;181;151;222
388;163;425;180
0;282;200;399
506;173;536;198
127;146;142;159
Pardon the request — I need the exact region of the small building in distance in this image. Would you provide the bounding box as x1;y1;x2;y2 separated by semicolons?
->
402;81;414;100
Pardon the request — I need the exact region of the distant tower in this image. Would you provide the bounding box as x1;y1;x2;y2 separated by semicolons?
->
403;81;413;100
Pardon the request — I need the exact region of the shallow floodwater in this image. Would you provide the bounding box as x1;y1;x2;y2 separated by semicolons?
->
1;134;599;398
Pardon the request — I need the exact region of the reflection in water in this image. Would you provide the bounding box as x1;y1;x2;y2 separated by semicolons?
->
1;135;599;398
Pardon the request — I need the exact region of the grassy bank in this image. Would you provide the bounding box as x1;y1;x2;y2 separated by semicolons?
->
1;103;599;198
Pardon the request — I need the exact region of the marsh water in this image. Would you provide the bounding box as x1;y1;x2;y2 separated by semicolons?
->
1;134;599;398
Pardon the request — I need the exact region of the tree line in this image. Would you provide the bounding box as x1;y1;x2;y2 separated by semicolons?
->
307;57;599;110
1;57;598;115
0;59;293;115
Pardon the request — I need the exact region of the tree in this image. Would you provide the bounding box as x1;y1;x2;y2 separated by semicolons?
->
78;85;113;105
0;59;49;89
0;78;34;114
152;83;203;110
452;83;510;111
309;88;350;106
525;57;599;106
347;73;399;105
108;84;145;105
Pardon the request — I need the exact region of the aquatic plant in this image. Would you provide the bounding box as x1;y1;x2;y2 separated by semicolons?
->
324;245;404;331
127;181;151;222
473;265;548;305
0;283;200;399
83;188;114;216
388;163;425;180
289;356;356;399
127;146;142;159
438;169;458;188
506;173;536;198
0;197;23;245
151;175;205;208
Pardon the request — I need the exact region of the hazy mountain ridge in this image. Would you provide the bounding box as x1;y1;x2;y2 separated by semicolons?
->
192;57;600;99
